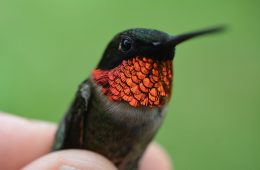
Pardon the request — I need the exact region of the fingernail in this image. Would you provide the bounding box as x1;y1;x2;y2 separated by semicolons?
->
59;150;117;170
23;150;117;170
59;165;80;170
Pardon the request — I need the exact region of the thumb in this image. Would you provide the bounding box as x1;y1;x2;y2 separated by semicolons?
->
22;149;117;170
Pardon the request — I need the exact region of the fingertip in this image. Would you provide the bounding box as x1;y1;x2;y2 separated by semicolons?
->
22;149;117;170
0;112;57;170
139;143;172;170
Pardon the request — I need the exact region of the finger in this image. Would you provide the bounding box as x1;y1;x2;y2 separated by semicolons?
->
0;112;56;170
0;112;173;170
22;149;117;170
139;143;172;170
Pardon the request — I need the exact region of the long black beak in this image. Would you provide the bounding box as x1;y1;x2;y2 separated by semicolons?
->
167;26;225;47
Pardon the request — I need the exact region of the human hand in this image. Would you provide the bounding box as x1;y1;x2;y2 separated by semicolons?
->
0;112;172;170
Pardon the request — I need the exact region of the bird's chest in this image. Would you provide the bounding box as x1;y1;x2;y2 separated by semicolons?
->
83;89;163;168
85;106;156;162
83;82;163;169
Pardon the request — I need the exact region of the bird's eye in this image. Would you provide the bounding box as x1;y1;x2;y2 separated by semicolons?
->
119;37;133;52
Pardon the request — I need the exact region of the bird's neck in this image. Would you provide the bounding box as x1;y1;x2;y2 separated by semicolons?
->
92;56;173;108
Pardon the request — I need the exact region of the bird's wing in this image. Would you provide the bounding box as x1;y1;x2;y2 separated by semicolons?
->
52;80;91;150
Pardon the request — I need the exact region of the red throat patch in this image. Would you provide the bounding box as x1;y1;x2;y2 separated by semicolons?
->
92;57;173;107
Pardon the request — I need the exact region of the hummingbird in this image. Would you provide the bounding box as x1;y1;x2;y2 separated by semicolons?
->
52;27;223;170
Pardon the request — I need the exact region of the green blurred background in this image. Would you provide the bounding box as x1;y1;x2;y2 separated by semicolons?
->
0;0;259;169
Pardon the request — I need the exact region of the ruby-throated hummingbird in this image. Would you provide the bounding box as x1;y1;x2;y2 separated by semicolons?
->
52;27;223;170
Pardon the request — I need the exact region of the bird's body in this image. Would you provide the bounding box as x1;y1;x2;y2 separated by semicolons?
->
53;62;171;169
52;27;222;170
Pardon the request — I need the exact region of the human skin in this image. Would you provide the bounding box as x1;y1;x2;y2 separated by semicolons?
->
0;112;172;170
